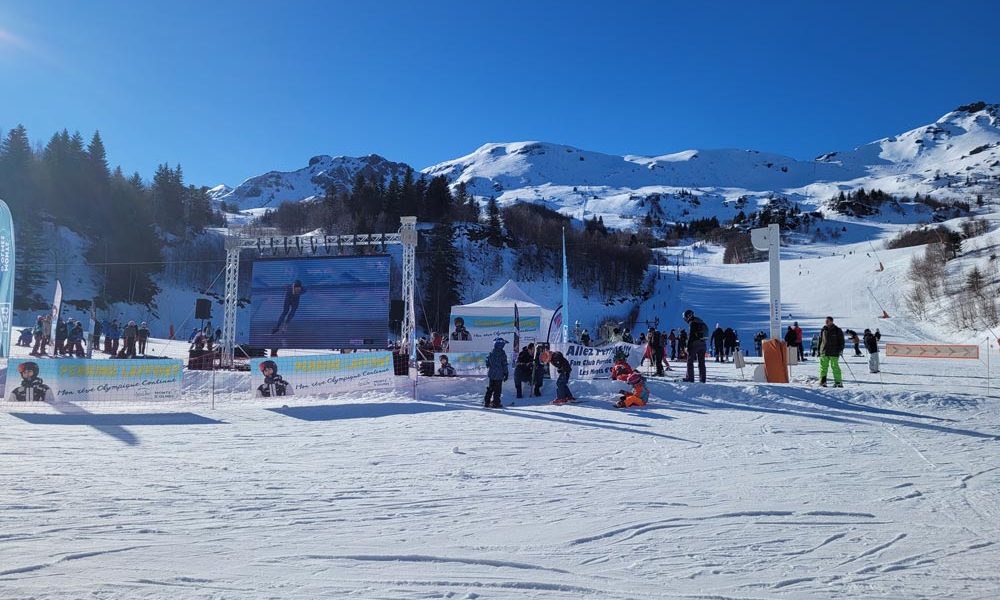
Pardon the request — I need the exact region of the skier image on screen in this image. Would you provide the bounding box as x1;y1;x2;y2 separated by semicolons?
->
255;360;294;398
272;280;307;334
8;362;56;403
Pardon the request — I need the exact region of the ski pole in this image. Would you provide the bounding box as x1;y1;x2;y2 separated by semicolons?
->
839;353;858;385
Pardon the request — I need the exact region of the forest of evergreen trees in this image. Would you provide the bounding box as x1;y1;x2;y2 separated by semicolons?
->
0;124;224;310
0;123;665;333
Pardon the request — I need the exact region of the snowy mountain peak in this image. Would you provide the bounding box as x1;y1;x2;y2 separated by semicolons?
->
218;153;412;210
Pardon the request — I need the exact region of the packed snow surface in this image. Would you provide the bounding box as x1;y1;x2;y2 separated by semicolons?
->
1;350;998;598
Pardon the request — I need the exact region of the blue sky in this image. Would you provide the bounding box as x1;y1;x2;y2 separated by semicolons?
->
2;0;999;186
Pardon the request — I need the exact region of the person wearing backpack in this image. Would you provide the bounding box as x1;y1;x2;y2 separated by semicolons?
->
683;309;708;383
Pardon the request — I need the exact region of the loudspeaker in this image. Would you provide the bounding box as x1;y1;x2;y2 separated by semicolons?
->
195;298;213;320
389;300;404;322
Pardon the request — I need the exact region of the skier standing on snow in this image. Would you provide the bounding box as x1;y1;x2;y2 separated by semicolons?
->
650;327;666;376
793;321;805;361
580;329;591;347
622;328;634;344
818;316;845;387
547;349;575;403
30;316;45;356
723;327;737;361
678;329;688;360
54;318;67;356
138;322;150;355
514;343;534;399
753;330;765;356
683;309;708;383
123;320;139;358
810;332;820;357
863;328;880;373
668;329;677;360
530;344;545;397
711;324;726;363
846;329;862;356
67;322;85;357
784;325;798;357
483;337;509;408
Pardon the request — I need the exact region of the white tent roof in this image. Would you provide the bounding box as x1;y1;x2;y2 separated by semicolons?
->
461;280;545;309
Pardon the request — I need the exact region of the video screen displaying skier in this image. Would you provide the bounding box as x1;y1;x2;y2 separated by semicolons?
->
248;255;390;349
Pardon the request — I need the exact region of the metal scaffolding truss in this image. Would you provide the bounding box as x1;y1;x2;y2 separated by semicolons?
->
219;217;418;368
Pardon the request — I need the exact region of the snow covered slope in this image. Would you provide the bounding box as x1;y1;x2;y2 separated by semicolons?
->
209;103;1000;231
217;154;412;210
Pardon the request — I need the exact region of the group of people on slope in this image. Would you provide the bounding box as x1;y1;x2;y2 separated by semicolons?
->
24;315;87;358
812;317;882;385
482;337;575;408
710;324;741;363
100;319;151;358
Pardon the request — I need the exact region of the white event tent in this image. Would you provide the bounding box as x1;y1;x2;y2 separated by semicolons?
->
447;280;556;352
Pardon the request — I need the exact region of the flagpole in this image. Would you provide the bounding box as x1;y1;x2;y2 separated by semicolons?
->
561;227;569;344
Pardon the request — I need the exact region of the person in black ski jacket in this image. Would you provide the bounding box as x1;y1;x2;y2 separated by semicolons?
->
622;329;634;344
650;328;666;376
784;325;798;357
483;338;509;408
8;362;55;403
678;329;688;360
547;350;575;402
67;322;85;357
54;318;68;356
272;280;306;334
863;328;880;373
684;310;708;383
531;344;546;397
137;322;151;355
818;316;845;387
723;327;737;360
846;329;862;356
255;360;294;397
711;325;726;363
513;343;534;398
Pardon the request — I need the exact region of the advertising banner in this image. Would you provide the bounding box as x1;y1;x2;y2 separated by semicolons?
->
433;352;490;376
248;255;390;350
563;343;647;380
0;199;13;359
4;358;183;403
448;313;542;351
885;343;979;360
249;352;395;399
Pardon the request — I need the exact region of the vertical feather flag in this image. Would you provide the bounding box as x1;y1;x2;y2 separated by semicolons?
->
561;227;569;344
0;199;13;359
513;303;520;362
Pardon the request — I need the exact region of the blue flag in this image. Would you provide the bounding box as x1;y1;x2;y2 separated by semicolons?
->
0;200;14;359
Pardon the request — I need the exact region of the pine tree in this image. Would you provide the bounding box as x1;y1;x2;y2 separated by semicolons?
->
424;175;453;223
485;196;502;246
0;125;47;308
422;216;463;334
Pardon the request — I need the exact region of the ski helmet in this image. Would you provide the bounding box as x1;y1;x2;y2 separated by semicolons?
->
493;337;508;348
683;309;694;321
259;360;278;375
626;372;643;385
18;361;39;377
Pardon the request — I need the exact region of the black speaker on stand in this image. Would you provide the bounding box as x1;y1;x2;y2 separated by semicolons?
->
195;298;213;321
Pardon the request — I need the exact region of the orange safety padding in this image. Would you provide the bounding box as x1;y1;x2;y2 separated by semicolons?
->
761;339;789;383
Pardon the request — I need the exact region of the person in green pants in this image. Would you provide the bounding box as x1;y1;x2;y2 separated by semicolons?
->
818;316;845;387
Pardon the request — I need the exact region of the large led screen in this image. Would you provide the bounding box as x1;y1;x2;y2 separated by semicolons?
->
248;255;390;349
